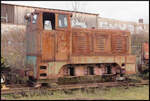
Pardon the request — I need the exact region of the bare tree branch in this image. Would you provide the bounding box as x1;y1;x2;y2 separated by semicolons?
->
71;1;87;28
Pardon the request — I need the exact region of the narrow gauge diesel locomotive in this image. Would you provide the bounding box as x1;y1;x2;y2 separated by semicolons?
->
25;9;136;84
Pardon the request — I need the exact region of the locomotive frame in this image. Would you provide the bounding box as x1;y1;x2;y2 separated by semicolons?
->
26;9;136;84
141;42;149;66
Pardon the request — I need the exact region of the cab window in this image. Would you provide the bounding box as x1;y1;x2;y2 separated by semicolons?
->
43;12;55;30
58;14;68;28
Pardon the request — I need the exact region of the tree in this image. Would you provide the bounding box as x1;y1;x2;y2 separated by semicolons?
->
1;56;10;71
1;24;26;69
71;1;88;28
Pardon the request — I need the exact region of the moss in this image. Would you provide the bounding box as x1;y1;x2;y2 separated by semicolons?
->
57;75;115;85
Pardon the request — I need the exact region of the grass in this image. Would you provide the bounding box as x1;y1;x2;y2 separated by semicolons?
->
2;85;149;100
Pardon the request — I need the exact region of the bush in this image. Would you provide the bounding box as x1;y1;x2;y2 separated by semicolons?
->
1;57;10;71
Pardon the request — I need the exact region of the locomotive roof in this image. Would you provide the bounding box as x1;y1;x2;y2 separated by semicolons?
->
35;9;72;16
72;27;130;34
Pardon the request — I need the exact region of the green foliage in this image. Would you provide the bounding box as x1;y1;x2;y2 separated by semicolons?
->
140;72;149;80
58;75;114;84
1;57;10;71
138;64;149;80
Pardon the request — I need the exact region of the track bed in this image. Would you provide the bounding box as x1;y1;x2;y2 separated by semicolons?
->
1;80;149;95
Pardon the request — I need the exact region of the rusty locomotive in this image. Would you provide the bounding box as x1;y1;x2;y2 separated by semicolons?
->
138;42;149;73
25;9;136;85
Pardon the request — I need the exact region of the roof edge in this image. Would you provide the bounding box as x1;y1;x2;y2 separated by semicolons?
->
1;3;99;16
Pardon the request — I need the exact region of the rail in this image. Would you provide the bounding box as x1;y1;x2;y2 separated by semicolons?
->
1;80;149;95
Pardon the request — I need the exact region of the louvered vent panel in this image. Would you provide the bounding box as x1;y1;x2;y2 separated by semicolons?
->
95;35;105;52
72;32;90;55
112;35;126;53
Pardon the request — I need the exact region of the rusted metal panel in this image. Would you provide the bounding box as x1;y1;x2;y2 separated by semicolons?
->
125;64;136;74
142;42;149;60
57;65;68;77
72;28;130;56
47;62;67;79
54;62;67;75
36;9;72;16
114;56;125;66
126;55;136;64
26;56;37;78
70;56;114;64
37;62;60;79
55;30;70;61
41;30;55;61
30;12;41;31
26;12;42;55
70;55;136;74
94;34;107;53
93;32;111;54
111;34;128;54
72;31;92;55
26;30;41;55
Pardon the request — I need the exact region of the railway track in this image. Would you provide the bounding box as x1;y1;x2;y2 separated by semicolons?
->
1;80;149;95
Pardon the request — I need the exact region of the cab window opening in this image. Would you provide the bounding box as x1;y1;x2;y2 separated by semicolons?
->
43;12;55;30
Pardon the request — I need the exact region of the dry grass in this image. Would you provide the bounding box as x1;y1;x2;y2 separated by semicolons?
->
1;24;26;69
2;85;149;100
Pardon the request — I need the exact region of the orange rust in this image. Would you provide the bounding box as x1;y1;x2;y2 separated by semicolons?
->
35;9;72;16
142;42;149;60
26;9;136;80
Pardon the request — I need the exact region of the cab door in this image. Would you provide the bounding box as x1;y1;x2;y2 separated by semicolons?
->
55;13;71;61
41;12;56;62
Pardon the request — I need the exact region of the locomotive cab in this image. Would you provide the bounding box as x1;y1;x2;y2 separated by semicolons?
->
26;10;72;30
26;9;72;81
